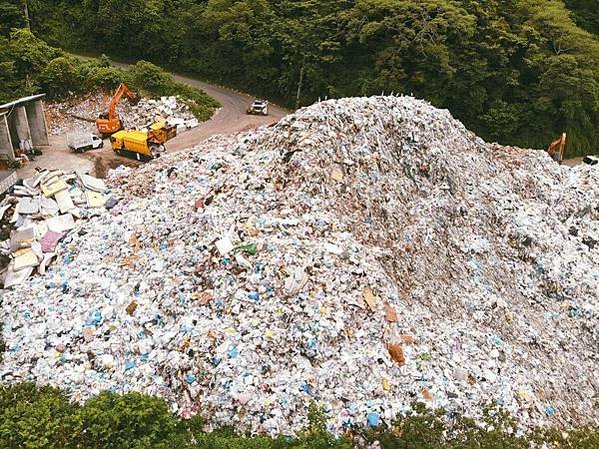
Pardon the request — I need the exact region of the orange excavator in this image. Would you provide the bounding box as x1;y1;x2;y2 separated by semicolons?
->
96;83;136;137
547;133;567;164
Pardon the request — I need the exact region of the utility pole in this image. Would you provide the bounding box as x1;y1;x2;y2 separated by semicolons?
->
23;1;31;30
294;56;306;110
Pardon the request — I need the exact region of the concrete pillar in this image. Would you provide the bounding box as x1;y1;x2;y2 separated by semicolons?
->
25;100;49;146
0;115;15;160
7;113;19;150
14;106;32;142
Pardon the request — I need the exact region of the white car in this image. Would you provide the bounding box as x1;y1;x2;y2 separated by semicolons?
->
246;99;269;116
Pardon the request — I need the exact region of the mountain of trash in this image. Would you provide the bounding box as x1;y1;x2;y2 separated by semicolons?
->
1;96;597;435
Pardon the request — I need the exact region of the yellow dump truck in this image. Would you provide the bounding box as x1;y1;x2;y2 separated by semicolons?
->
110;122;177;161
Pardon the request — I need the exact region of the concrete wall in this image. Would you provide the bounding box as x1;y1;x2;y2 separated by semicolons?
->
0;115;15;160
25;100;49;146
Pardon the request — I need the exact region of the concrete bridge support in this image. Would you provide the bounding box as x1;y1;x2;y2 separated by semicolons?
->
0;94;49;161
13;106;32;143
0;114;15;160
25;100;49;146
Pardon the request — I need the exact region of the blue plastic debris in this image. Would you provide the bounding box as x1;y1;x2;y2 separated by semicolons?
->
545;406;556;416
489;335;503;346
468;259;482;270
367;412;380;427
89;310;102;326
569;308;581;318
124;360;135;371
186;374;197;384
301;383;320;400
247;292;260;302
229;346;239;358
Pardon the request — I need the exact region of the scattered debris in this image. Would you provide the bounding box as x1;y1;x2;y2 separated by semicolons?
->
1;96;597;436
46;92;197;136
0;169;111;282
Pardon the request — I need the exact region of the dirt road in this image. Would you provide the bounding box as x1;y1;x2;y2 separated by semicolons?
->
19;69;289;178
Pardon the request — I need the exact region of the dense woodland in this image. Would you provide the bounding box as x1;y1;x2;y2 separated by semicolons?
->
0;26;218;119
1;0;598;156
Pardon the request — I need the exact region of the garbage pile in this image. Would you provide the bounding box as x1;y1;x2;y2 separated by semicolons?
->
2;96;598;435
132;97;198;134
46;93;197;135
0;170;114;286
45;92;132;135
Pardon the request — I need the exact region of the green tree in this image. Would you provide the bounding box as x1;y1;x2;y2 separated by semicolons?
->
345;0;477;105
0;0;25;36
564;0;599;35
0;383;80;449
76;391;187;449
202;0;277;87
294;403;353;449
40;56;81;97
0;37;22;102
5;28;60;84
272;0;352;107
18;0;599;155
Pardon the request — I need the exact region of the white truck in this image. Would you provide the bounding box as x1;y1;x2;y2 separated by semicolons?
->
67;133;104;153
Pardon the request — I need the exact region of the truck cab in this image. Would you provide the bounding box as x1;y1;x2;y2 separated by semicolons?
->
90;134;103;149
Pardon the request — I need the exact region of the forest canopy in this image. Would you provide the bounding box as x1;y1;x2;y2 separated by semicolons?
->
1;0;598;156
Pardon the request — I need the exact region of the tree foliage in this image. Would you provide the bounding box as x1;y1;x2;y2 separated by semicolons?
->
564;0;599;35
76;392;187;449
20;0;597;157
0;29;218;117
0;0;25;36
0;384;597;448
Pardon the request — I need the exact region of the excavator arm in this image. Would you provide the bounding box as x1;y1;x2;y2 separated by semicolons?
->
96;83;136;136
547;133;567;164
107;83;136;121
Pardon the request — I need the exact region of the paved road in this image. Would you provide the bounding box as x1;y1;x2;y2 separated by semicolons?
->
19;66;289;178
166;73;288;151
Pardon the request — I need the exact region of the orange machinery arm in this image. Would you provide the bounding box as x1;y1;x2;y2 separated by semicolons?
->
547;133;567;164
107;83;136;120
